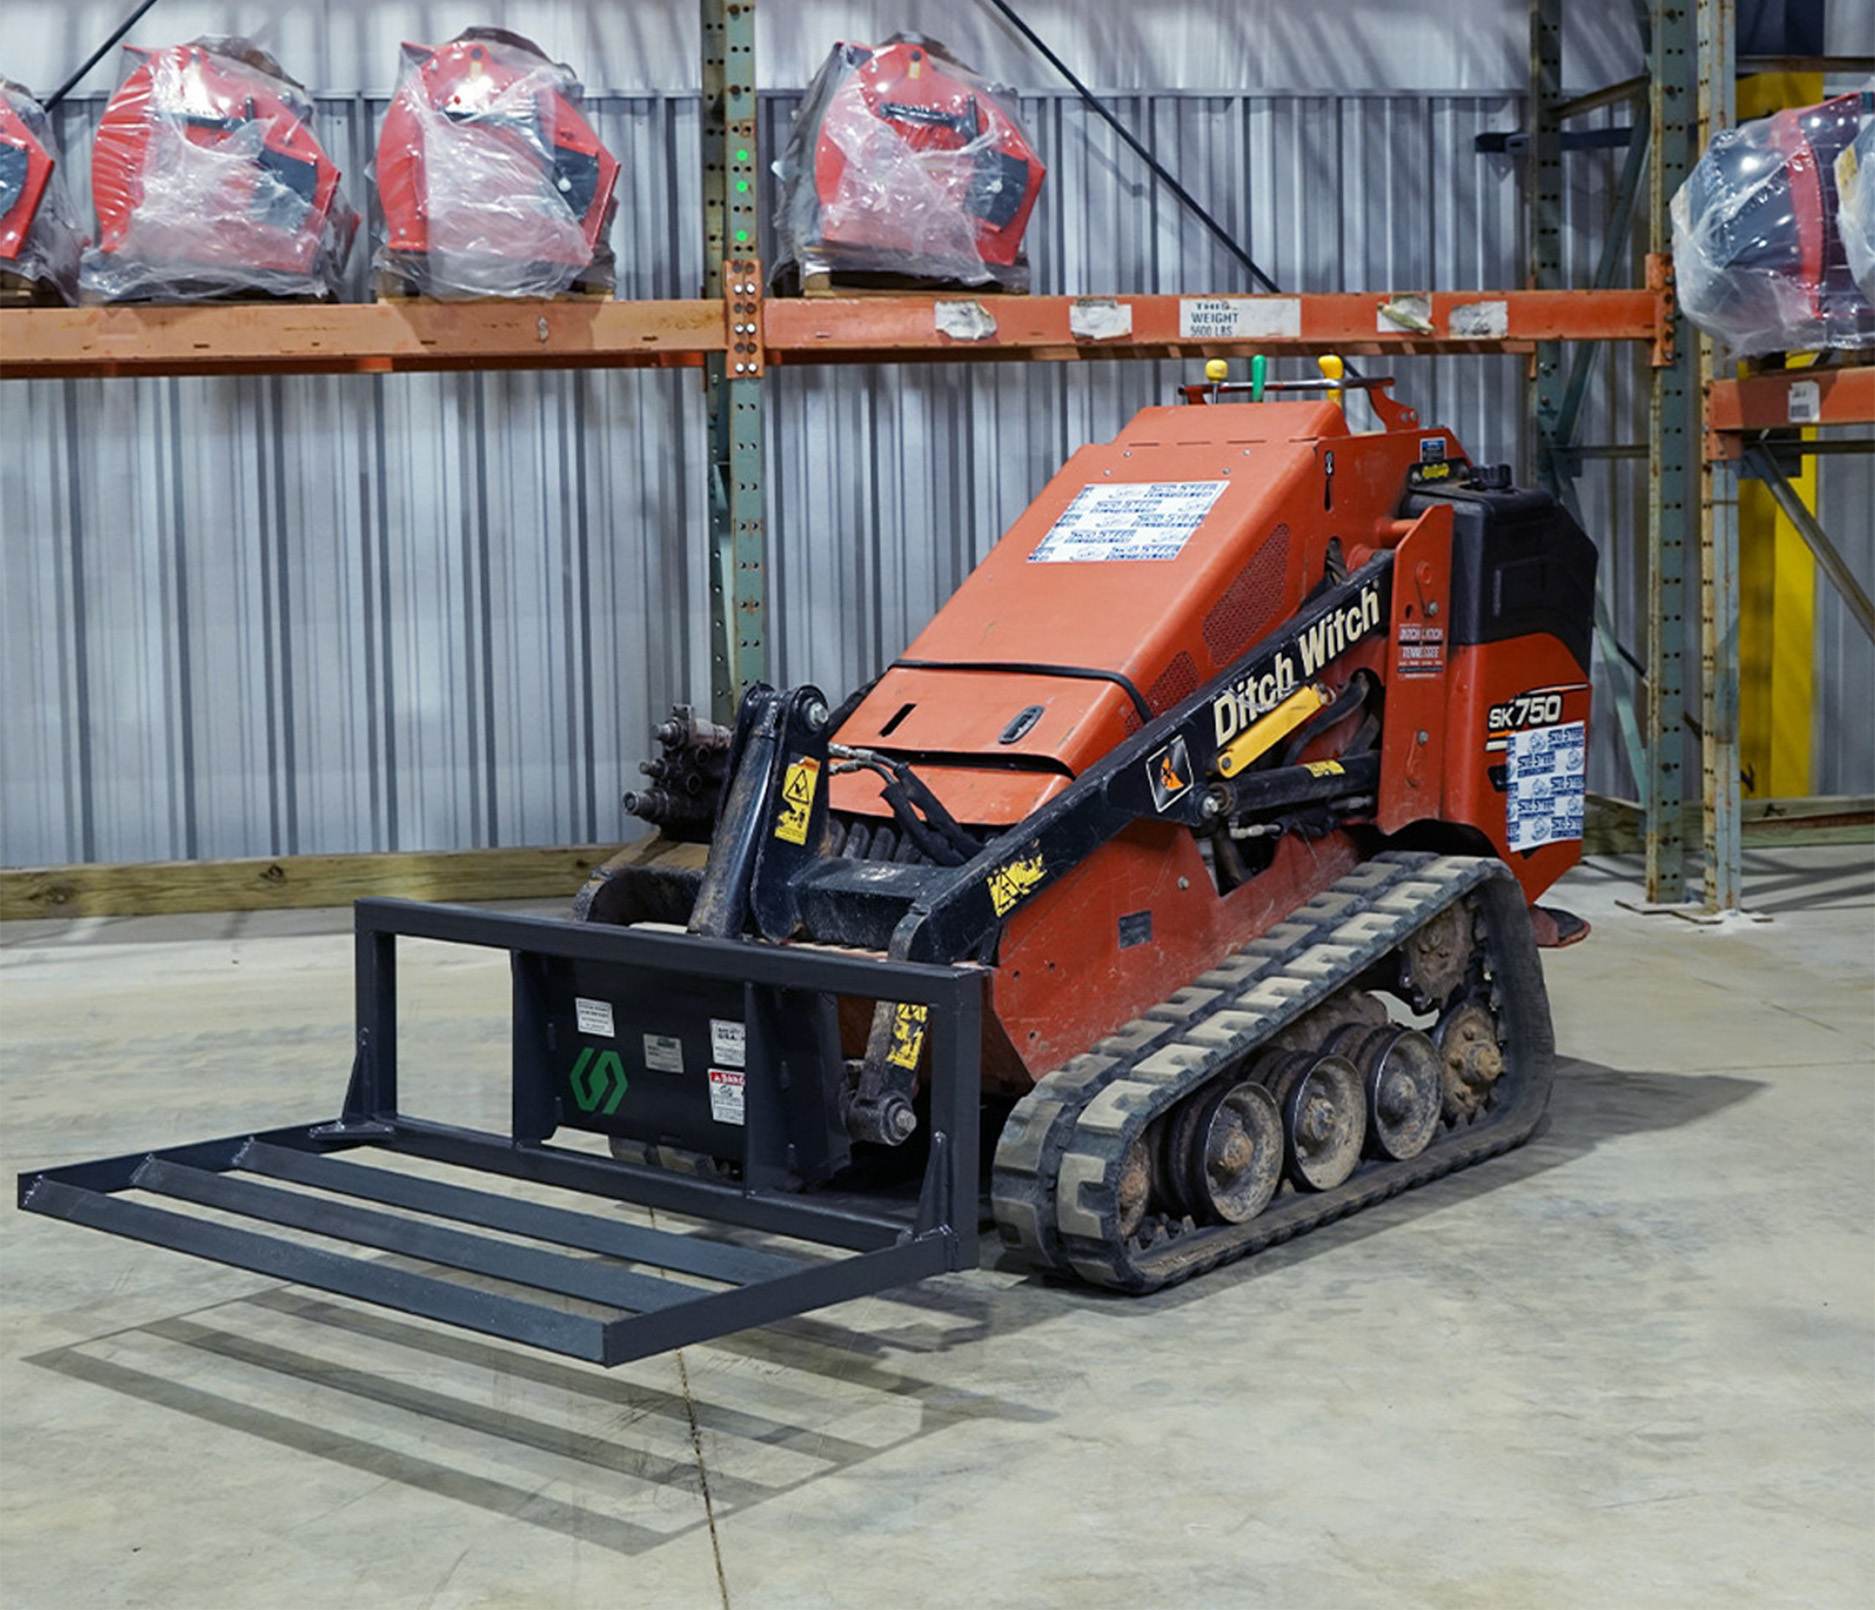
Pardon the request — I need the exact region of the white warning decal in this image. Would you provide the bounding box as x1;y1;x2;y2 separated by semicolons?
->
1505;720;1586;851
708;1068;746;1126
574;998;615;1038
1028;482;1228;564
643;1034;685;1074
709;1019;746;1069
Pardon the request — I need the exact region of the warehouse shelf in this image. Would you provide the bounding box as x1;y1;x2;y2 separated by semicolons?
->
0;0;1723;919
1704;362;1875;457
0;298;724;379
1697;359;1875;907
0;287;1669;381
762;287;1669;365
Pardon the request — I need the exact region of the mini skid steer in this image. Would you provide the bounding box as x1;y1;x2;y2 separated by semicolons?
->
20;372;1595;1366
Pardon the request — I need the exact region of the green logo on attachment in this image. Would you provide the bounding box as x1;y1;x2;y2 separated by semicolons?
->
569;1048;630;1116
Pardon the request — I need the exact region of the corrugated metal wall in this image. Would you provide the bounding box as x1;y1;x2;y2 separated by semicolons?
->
1814;428;1875;797
4;86;1870;866
5;94;713;865
5;2;1634;103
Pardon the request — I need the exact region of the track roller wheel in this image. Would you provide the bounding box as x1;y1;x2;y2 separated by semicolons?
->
1333;1025;1443;1161
1269;1050;1366;1191
1167;1079;1284;1225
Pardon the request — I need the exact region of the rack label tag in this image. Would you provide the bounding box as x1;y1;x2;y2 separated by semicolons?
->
1179;297;1301;339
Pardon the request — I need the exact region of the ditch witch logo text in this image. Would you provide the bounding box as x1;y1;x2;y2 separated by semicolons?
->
1212;580;1384;745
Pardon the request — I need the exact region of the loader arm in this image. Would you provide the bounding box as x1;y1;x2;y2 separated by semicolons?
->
886;550;1401;965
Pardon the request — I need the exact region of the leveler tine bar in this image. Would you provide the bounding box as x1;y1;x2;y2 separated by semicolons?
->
18;902;987;1366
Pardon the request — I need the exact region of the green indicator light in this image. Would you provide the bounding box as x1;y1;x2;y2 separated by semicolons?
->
736;148;750;162
735;229;750;243
736;179;750;193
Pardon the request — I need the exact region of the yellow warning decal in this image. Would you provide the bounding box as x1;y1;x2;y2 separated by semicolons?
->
887;1003;929;1070
1303;759;1345;778
773;756;821;845
986;851;1046;916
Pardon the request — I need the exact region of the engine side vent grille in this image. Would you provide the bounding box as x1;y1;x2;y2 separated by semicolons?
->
1146;652;1200;716
1203;524;1289;668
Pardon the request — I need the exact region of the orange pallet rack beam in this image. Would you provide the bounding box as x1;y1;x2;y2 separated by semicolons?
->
1;287;1668;380
0;299;725;379
1704;363;1875;458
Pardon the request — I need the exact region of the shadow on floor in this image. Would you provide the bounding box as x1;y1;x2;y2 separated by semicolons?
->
1734;855;1875;915
1572;846;1875;914
25;1279;1048;1557
979;1057;1765;1324
19;1056;1757;1553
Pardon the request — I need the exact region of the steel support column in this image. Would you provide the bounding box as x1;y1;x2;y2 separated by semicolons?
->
1646;0;1697;901
1702;454;1743;908
1696;0;1739;912
1525;0;1653;803
1528;0;1567;492
703;0;767;722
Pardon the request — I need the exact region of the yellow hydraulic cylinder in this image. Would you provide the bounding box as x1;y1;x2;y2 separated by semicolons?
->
1216;685;1333;779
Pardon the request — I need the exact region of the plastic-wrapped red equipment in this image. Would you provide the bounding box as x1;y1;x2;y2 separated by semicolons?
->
774;33;1045;292
0;79;86;304
1838;96;1875;306
375;29;620;298
1672;86;1875;356
81;37;358;302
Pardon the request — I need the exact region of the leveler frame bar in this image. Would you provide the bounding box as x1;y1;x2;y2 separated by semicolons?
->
17;898;984;1367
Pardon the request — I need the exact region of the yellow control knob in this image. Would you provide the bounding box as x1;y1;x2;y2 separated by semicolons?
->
1317;354;1345;408
1204;359;1230;382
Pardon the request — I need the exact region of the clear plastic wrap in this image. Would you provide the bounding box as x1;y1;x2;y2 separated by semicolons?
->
374;29;620;299
772;33;1045;292
0;79;87;303
1836;97;1875;307
1671;86;1875;357
80;37;358;302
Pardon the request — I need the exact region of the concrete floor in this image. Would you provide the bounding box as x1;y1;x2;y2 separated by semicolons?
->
1;847;1871;1609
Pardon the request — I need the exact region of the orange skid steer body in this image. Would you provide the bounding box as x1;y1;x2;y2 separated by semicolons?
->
19;377;1592;1365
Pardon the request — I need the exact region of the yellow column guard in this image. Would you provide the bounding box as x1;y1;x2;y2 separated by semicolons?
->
1735;72;1821;799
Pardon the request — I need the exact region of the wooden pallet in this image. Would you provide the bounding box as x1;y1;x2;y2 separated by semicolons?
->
0;271;72;308
797;269;1029;299
75;286;337;307
374;254;613;303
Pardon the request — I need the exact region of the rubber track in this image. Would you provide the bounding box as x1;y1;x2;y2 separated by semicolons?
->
989;852;1555;1292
